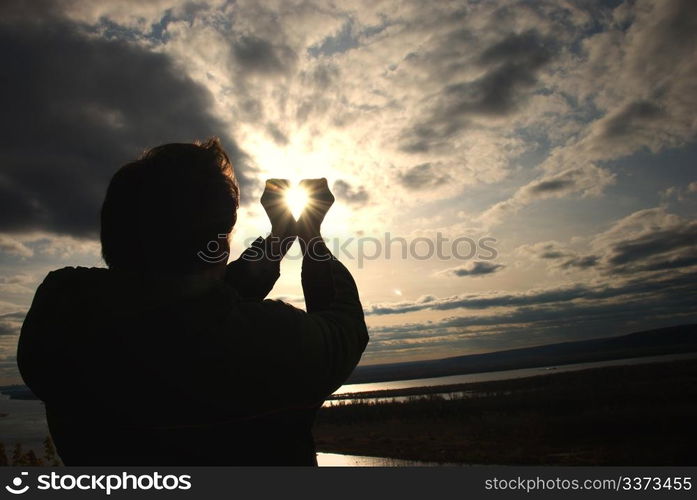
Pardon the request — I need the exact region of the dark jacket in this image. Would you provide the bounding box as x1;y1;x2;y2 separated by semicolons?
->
17;239;368;465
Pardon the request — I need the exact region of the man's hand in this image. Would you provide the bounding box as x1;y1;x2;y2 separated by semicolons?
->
260;179;297;259
261;179;296;238
297;178;334;243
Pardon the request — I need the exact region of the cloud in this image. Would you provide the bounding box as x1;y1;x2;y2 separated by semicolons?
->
602;100;666;139
332;179;369;206
0;1;254;239
517;207;697;276
593;208;697;274
0;275;33;286
480;164;616;225
518;241;570;260
0;310;25;336
397;163;451;190
398;29;555;153
517;241;599;271
0;232;101;260
0;274;36;295
474;0;697;227
25;0;691;228
522;164;615;199
558;255;599;270
467;30;554;115
366;287;697;355
362;269;697;361
442;38;550;117
266;123;289;145
606;224;697;268
0;235;33;257
366;268;697;316
570;0;697;156
232;35;297;75
437;261;504;277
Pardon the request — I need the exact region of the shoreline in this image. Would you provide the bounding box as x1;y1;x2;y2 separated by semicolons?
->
315;358;697;465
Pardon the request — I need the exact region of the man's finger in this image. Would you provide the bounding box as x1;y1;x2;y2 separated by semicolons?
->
299;178;328;193
299;178;334;205
264;179;290;194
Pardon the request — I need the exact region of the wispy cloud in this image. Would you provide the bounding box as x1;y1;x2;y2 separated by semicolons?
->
436;261;505;278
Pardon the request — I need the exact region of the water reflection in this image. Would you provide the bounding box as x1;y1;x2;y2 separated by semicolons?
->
316;452;457;467
332;352;697;397
0;395;47;454
322;391;473;407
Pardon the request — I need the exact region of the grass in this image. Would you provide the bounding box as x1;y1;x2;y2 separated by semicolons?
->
0;438;61;466
313;359;697;465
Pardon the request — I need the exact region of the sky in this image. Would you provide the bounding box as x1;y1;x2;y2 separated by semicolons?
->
1;0;696;384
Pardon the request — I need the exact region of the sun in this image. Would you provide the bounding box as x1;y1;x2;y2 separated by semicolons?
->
284;184;309;220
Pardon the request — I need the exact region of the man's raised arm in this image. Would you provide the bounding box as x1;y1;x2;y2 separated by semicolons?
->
225;179;297;300
290;179;369;400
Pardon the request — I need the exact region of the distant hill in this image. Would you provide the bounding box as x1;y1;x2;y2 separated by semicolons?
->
0;384;36;400
348;324;697;384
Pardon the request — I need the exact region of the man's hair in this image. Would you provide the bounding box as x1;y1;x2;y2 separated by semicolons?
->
100;138;239;273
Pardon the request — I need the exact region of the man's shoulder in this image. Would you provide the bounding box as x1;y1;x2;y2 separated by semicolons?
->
44;265;107;279
41;266;109;289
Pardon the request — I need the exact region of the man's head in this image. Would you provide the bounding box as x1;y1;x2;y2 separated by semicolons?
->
101;138;239;274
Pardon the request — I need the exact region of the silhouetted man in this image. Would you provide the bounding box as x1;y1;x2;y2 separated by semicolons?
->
17;139;369;465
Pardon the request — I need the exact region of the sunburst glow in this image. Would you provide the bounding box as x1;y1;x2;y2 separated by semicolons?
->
284;184;309;220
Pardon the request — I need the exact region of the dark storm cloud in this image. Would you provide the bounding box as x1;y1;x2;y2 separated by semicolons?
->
0;1;254;238
477;30;551;67
603;100;666;138
0;311;25;336
522;241;599;270
539;249;566;259
366;269;697;316
558;255;599;270
397;163;450;190
605;221;697;273
332;180;369;206
529;178;576;194
522;214;697;275
459;30;553;116
399;30;554;153
439;261;504;277
232;35;297;75
508;165;614;209
398;124;461;154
